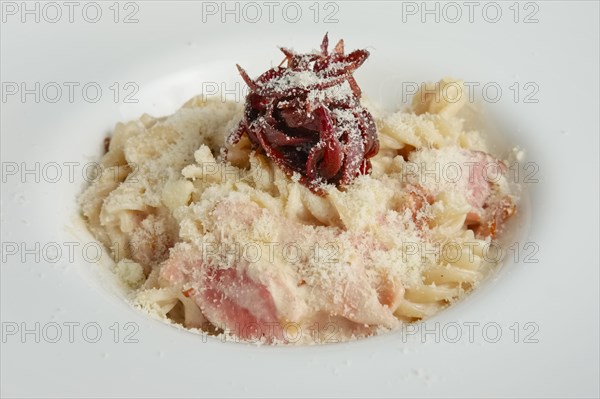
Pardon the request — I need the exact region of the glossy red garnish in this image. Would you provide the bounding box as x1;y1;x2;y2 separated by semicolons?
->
228;34;379;194
182;287;195;297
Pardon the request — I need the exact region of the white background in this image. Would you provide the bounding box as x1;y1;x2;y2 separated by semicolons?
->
1;1;599;397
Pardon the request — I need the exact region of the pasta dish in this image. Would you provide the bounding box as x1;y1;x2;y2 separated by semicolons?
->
80;35;520;344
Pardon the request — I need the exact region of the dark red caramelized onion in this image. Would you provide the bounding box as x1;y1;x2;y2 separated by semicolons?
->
228;34;379;194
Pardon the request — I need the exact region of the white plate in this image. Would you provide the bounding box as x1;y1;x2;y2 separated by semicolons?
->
1;1;598;397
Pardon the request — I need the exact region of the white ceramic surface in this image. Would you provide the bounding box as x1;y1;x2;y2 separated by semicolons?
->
1;1;598;397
